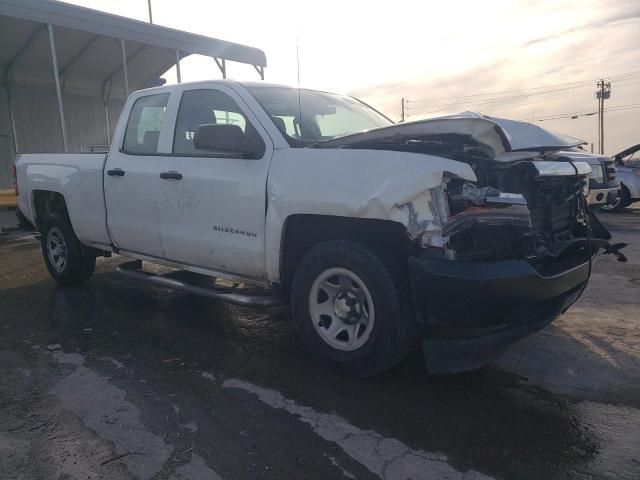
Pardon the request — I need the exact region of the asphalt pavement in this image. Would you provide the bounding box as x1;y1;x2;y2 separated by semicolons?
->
1;207;639;479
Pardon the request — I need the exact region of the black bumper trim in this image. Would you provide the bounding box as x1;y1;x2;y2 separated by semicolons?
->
409;253;593;373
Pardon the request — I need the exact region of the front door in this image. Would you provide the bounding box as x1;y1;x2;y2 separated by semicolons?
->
156;86;272;280
104;92;170;257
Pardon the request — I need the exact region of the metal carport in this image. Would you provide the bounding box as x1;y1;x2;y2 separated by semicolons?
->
0;0;267;188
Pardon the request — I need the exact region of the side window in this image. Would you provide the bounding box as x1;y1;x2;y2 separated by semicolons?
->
122;93;170;154
213;110;246;131
173;89;263;156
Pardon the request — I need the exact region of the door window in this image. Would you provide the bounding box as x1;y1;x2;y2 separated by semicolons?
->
122;93;170;154
173;89;263;156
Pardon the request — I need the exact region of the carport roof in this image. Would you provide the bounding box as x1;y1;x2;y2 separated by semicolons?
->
0;0;267;97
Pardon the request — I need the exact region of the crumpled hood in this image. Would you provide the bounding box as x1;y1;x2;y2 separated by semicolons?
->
314;111;585;161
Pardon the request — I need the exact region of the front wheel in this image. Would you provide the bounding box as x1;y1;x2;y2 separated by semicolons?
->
291;240;417;377
41;212;96;286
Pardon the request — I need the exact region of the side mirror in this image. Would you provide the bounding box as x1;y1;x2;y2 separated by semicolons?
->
193;124;261;158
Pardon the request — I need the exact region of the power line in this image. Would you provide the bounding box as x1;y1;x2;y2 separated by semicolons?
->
478;82;640;115
406;70;640;105
535;104;640;122
405;77;640;117
407;84;594;114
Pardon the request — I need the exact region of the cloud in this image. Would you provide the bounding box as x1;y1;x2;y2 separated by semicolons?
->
349;0;640;154
522;4;640;48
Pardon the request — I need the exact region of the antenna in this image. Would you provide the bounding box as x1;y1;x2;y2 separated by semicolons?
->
296;35;303;140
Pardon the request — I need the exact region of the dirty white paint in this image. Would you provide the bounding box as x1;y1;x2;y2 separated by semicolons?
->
222;378;492;480
51;352;174;480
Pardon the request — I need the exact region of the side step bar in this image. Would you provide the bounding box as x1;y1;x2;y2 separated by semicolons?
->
116;260;286;307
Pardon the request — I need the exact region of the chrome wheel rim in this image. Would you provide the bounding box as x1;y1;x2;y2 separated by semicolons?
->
309;267;375;351
46;227;67;273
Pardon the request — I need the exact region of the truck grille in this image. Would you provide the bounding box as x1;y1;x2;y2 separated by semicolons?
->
525;176;580;240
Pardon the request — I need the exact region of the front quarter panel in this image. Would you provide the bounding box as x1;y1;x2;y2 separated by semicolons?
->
264;148;477;282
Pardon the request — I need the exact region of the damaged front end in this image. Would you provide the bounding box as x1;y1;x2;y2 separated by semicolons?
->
409;160;624;372
317;113;626;373
409;159;617;373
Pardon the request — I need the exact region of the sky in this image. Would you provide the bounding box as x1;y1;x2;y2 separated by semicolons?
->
66;0;640;155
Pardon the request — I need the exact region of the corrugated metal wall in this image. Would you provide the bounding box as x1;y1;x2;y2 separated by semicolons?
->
9;86;124;153
0;85;123;187
0;86;16;189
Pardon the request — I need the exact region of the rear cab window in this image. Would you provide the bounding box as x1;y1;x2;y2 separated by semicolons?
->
122;93;170;154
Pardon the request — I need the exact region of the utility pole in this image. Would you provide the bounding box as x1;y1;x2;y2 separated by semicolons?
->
595;79;611;154
401;98;405;123
147;0;153;23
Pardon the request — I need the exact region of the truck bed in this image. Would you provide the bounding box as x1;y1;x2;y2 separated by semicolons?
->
16;153;111;248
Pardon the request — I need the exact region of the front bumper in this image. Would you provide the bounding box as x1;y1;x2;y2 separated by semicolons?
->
408;252;594;373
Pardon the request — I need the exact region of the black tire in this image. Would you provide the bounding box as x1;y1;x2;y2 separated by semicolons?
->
41;212;96;286
601;185;630;213
291;240;417;377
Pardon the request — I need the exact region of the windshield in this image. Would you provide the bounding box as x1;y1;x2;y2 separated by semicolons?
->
245;86;393;146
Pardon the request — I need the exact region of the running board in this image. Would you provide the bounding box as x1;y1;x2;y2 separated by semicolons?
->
116;260;285;307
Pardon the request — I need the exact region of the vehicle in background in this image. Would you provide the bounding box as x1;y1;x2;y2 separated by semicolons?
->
14;85;622;376
602;144;640;212
553;149;619;207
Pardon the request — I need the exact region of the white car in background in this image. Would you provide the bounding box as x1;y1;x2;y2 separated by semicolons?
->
602;144;640;212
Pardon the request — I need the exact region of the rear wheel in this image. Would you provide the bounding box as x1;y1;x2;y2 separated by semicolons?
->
291;240;417;377
601;185;630;213
41;212;95;285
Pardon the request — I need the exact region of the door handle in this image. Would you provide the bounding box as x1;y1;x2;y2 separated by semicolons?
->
107;168;125;177
159;171;183;180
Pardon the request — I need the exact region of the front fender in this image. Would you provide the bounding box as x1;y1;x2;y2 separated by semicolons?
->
264;148;477;282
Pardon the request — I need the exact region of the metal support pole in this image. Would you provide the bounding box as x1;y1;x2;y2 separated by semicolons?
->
104;102;111;145
147;0;153;23
253;65;264;80
120;39;129;99
175;50;182;83
600;92;604;154
6;88;20;154
214;58;226;79
47;24;68;152
401;98;405;122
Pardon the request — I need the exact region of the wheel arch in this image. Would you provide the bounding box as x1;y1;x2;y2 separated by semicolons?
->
278;214;414;296
32;190;68;231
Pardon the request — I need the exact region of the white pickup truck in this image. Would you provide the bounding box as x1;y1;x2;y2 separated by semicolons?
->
15;81;620;376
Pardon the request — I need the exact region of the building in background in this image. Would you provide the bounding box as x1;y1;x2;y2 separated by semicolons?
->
0;0;266;188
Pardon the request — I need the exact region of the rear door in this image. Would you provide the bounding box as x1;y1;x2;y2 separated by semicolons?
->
104;92;170;257
156;85;273;279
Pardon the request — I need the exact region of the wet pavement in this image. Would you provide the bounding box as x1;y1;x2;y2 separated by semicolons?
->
1;208;639;479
